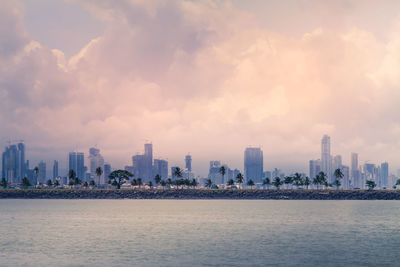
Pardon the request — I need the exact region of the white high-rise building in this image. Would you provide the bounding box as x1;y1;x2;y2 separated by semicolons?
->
89;147;105;184
321;135;332;183
351;153;360;188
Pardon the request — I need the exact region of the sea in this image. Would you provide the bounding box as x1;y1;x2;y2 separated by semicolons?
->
1;199;400;266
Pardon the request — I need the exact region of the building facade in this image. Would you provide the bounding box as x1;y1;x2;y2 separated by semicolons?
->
244;147;263;183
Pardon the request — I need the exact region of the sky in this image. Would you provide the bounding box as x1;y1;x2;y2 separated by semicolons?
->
2;0;400;176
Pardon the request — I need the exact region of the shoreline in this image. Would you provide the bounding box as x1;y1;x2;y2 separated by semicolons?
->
1;189;400;200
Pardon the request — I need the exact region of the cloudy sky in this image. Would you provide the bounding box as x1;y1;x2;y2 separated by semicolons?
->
2;0;400;176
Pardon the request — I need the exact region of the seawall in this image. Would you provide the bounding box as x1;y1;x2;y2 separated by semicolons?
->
1;189;400;200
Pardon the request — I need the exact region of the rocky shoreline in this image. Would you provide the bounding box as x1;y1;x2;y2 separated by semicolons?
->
1;189;400;200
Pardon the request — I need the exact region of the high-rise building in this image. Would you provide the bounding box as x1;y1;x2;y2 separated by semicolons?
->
103;163;111;184
69;152;85;180
351;153;360;188
38;161;46;184
309;159;321;179
52;160;58;180
154;159;168;180
380;162;389;188
185;155;192;172
208;161;222;184
333;155;342;171
381;162;389;188
89;147;105;184
2;142;26;183
244;147;263;183
131;143;153;182
321;135;332;183
341;165;350;189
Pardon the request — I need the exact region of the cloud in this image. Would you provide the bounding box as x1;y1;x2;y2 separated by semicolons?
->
1;0;400;175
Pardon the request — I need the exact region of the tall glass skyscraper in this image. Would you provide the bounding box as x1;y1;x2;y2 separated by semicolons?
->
244;147;263;183
321;135;332;183
69;152;85;180
185;155;192;172
89;147;104;184
2;142;26;183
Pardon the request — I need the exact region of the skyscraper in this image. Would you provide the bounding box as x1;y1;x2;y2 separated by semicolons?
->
321;135;332;183
2;142;26;183
381;162;389;188
244;147;263;183
89;147;105;184
131;143;153;182
52;160;58;180
185;154;192;172
154;159;168;180
309;159;321;179
103;163;111;184
38;161;46;184
69;152;85;180
351;153;359;188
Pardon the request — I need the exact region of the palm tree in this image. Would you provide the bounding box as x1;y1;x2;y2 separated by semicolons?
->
263;177;271;189
160;180;167;189
95;166;103;186
227;179;235;187
166;178;173;189
303;176;311;189
54;180;60;187
147;181;153;189
333;168;344;190
137;178;143;189
68;169;76;187
247;179;255;189
21;177;31;188
173;167;183;180
293;173;303;188
205;178;212;189
317;171;327;189
272;177;283;190
46;179;53;187
83;181;88;188
313;174;320;189
154;174;161;186
34;166;39;185
108;170;133;189
131;178;138;188
0;178;8;189
236;173;244;189
88;180;95;187
366;180;376;190
190;179;198;189
219;166;226;184
284;176;293;189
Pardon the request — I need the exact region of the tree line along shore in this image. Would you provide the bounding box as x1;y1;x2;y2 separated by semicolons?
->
1;189;400;200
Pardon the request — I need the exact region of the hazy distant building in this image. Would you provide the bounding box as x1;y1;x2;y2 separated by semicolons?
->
351;153;360;188
309;159;321;179
321;135;332;183
333;155;342;171
381;162;389;188
2;142;26;183
154;159;168;180
69;152;85;180
38;161;46;184
89;147;104;184
185;155;192;172
52;160;58;180
341;165;350;189
208;161;223;184
104;163;111;184
131;143;153;182
244;147;263;183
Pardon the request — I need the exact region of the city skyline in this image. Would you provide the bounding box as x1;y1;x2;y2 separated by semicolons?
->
2;0;400;177
1;134;395;189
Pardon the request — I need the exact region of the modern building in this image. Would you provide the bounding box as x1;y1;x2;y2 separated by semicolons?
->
154;159;168;180
89;147;105;184
38;161;46;184
244;147;263;183
351;153;360;188
131;143;153;182
309;159;321;179
1;142;26;183
103;163;111;184
52;160;59;180
185;154;192;172
69;152;85;180
208;161;223;184
381;162;389;188
333;155;342;171
321;135;332;183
